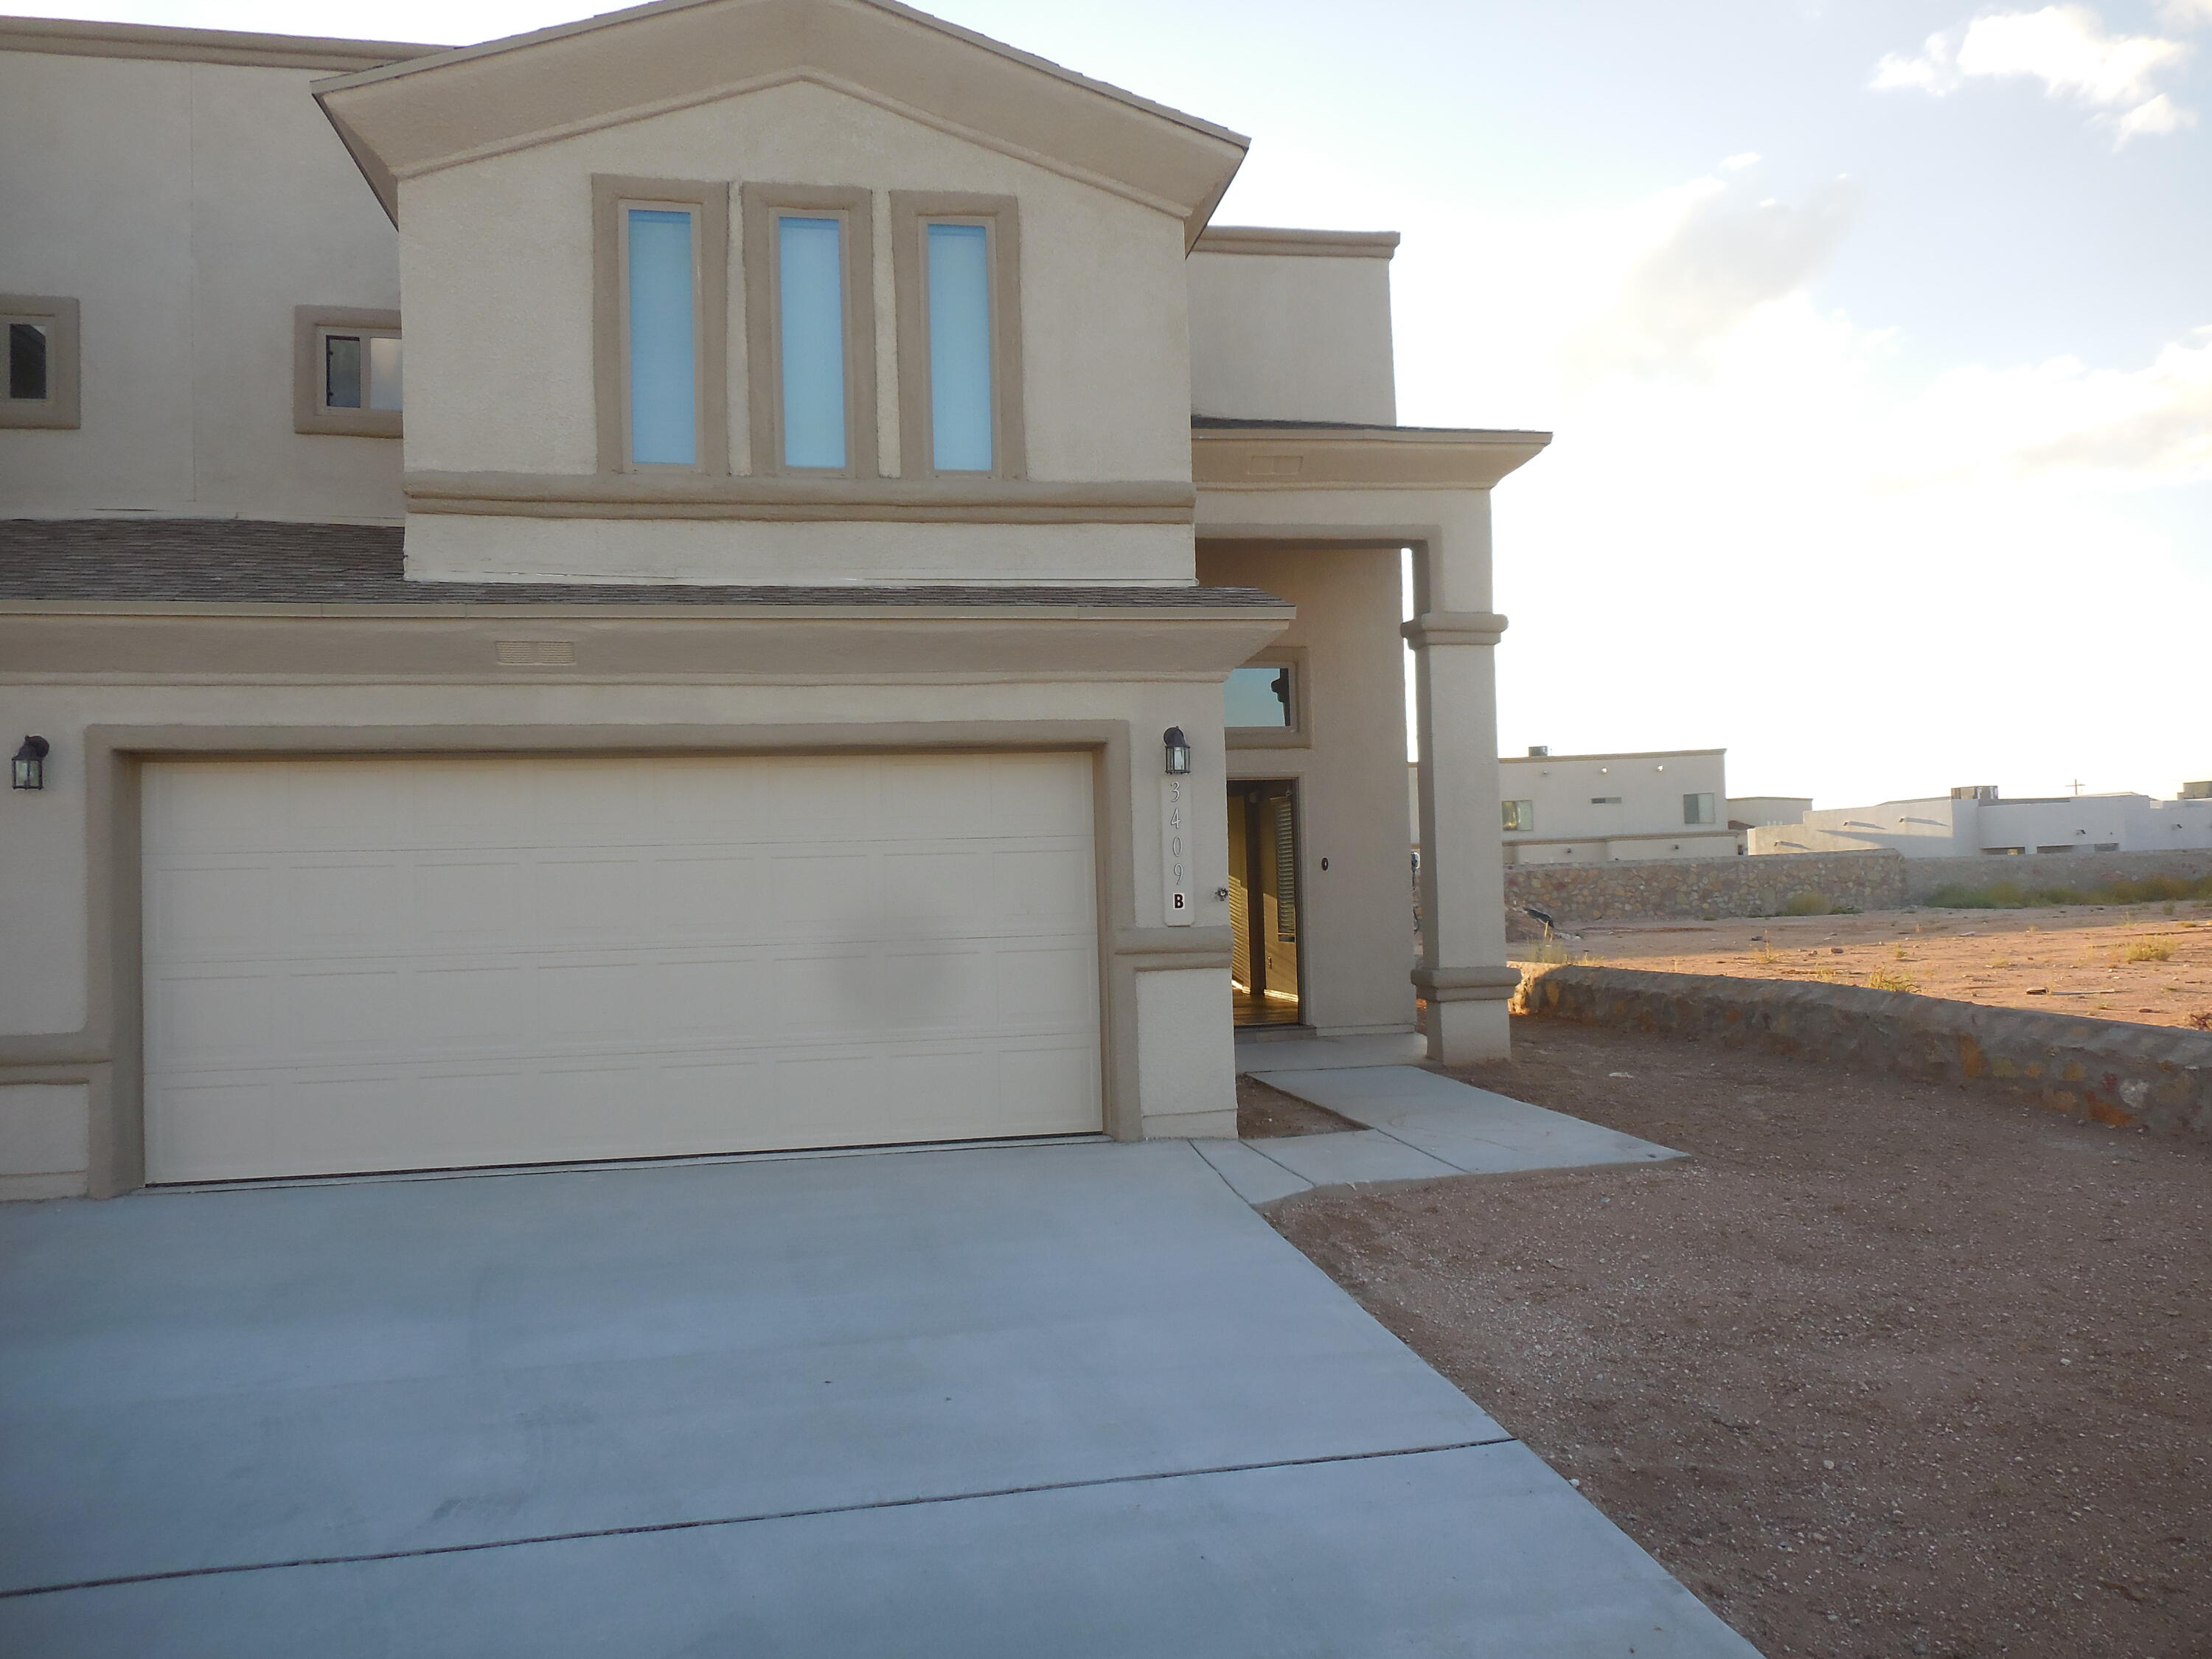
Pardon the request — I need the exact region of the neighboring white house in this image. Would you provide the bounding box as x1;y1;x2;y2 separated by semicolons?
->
1472;748;1739;865
0;3;1545;1197
1749;784;2212;858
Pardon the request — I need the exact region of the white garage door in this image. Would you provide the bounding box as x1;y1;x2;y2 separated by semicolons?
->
142;752;1102;1183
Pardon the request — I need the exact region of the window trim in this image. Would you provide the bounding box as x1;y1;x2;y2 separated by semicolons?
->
890;192;1024;480
1223;647;1309;750
1;294;81;431
591;175;730;475
740;183;877;479
292;306;402;438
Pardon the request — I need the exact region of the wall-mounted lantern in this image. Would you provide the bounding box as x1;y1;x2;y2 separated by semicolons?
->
11;737;48;791
1162;726;1192;776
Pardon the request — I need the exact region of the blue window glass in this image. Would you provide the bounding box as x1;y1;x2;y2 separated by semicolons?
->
778;215;846;469
626;207;696;466
927;222;992;471
1225;664;1295;728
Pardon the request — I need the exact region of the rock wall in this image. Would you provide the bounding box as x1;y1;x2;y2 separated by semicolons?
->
1902;849;2212;902
1504;851;1905;925
1515;964;2212;1138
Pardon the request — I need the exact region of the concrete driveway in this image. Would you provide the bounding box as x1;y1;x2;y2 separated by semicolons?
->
0;1140;1758;1656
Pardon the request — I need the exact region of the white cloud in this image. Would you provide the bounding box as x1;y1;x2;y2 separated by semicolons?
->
2156;0;2212;29
1566;165;1863;380
1872;5;2197;143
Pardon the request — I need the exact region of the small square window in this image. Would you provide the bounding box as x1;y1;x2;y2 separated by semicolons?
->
1683;792;1717;825
1222;657;1306;748
1503;799;1534;832
0;296;80;430
294;306;401;437
1225;664;1295;728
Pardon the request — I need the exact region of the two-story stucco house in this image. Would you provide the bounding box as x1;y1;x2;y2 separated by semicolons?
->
0;0;1546;1199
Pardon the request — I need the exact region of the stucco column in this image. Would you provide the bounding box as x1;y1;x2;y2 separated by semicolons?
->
1405;498;1517;1062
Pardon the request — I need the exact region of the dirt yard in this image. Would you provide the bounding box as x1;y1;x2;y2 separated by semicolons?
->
1268;1018;2212;1659
1546;905;2212;1032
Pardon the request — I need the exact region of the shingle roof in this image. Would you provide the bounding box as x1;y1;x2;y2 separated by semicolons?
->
0;519;1289;611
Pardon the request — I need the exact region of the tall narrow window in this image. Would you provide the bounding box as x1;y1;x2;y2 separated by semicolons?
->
891;194;1023;479
626;206;697;467
592;177;727;475
1;296;79;430
926;223;992;471
778;215;846;470
10;321;49;402
741;185;873;478
292;307;400;437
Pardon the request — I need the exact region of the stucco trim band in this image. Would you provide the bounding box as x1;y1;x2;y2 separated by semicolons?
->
1192;428;1551;491
1191;226;1399;260
0;15;437;72
1411;966;1523;1004
1401;612;1507;649
403;472;1197;522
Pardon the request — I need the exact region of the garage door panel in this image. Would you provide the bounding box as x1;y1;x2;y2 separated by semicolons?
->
286;967;409;1059
414;858;526;946
411;964;532;1053
143;859;278;959
285;860;410;952
147;971;274;1070
143;752;1102;1181
995;946;1098;1025
992;846;1099;931
648;854;767;939
766;852;880;936
989;754;1098;835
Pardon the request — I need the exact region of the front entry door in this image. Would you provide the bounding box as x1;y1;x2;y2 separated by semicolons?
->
1227;780;1301;1028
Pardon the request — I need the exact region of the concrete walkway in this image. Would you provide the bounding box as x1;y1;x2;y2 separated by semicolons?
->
0;1140;1755;1657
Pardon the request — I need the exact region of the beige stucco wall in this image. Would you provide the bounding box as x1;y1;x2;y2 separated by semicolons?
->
1186;250;1395;425
1200;542;1415;1035
0;48;404;521
398;78;1197;582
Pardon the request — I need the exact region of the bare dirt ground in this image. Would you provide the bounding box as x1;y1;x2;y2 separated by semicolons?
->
1268;1018;2212;1659
1235;1074;1358;1138
1542;905;2212;1032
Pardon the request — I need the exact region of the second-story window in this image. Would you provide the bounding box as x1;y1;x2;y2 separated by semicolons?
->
591;175;729;474
1684;792;1717;826
893;193;1023;479
925;223;992;470
293;306;400;438
0;295;77;430
742;184;876;479
1503;800;1534;832
625;205;697;466
776;215;847;469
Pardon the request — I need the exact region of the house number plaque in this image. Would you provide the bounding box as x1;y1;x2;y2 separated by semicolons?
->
1161;774;1193;926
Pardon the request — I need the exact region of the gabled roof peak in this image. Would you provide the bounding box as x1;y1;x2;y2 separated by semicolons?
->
314;0;1247;244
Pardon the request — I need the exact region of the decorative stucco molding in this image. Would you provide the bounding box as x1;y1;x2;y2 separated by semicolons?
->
1411;965;1523;1004
1191;226;1399;260
1400;611;1508;650
1192;425;1551;491
0;15;437;72
312;0;1248;242
403;471;1197;523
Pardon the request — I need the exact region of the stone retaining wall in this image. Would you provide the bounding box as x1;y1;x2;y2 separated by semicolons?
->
1514;964;2212;1138
1505;851;1905;925
1902;849;2212;902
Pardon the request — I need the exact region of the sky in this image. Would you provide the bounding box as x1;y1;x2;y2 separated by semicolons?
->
17;0;2211;806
